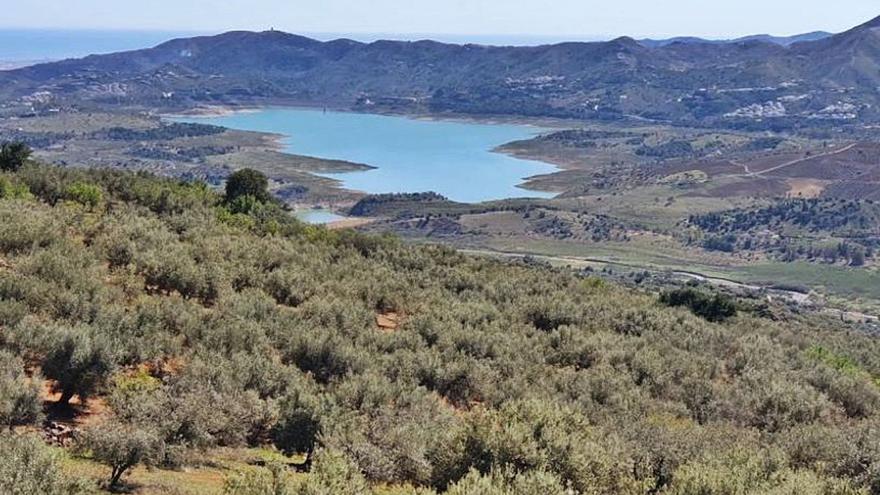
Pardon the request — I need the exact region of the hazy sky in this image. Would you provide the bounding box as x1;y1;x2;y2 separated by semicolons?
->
2;1;878;40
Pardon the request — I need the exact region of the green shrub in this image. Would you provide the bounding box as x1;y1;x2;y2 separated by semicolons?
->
667;447;862;495
224;462;297;495
226;194;263;215
0;200;60;254
0;432;90;494
64;181;103;208
0;351;42;429
295;449;371;495
0;142;31;172
660;288;737;322
273;386;322;456
445;468;570;495
0;176;31;199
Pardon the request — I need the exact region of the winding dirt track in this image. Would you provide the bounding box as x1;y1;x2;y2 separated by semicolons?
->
731;143;857;178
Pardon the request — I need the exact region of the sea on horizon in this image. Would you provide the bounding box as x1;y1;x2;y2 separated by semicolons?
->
0;28;203;65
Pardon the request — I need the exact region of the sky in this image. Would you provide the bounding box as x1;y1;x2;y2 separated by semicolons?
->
0;0;877;42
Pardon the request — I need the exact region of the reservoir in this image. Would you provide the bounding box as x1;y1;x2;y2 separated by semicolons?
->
179;108;557;203
293;208;347;224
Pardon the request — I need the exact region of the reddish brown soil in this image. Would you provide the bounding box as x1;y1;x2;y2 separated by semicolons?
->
376;312;402;332
41;379;110;428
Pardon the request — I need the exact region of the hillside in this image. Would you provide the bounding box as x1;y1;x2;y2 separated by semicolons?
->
689;198;880;264
2;162;880;493
2;17;880;128
639;31;832;48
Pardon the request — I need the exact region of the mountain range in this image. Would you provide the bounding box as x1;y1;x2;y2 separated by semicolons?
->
638;31;832;48
2;17;880;129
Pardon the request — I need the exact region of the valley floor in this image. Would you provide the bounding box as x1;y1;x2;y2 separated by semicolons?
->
4;106;880;318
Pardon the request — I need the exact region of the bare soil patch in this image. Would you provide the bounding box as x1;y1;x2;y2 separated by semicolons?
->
785;178;827;198
41;379;110;429
376;311;403;332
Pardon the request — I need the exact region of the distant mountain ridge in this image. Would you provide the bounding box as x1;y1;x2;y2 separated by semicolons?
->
639;31;832;48
2;17;880;129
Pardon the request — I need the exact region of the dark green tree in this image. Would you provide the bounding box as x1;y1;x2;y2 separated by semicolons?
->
225;168;270;203
850;245;866;267
0;142;32;172
660;288;737;322
42;330;116;406
272;388;321;456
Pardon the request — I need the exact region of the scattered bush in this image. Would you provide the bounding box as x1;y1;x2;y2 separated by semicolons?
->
445;468;570;495
224;462;297;495
0;432;90;494
0;351;42;429
295;449;371;495
0;176;31;199
64;181;103;208
0;142;32;172
702;234;736;253
660;288;737;322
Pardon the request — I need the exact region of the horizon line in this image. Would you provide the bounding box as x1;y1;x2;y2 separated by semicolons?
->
0;25;843;45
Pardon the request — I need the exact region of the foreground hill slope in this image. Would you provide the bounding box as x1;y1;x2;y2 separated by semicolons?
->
3;17;880;127
1;164;880;493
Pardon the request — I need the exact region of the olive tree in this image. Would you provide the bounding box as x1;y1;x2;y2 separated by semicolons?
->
0;351;42;429
272;387;322;456
77;421;165;490
41;329;117;406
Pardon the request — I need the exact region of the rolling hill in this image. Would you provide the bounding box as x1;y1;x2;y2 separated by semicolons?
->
639;30;832;48
1;17;880;128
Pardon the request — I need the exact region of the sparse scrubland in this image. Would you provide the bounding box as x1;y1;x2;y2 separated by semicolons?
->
689;198;880;265
1;160;880;494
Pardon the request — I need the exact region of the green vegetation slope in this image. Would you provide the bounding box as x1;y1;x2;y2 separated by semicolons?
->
1;163;879;494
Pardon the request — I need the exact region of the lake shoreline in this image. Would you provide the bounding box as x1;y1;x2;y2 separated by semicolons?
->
173;105;566;205
170;102;575;130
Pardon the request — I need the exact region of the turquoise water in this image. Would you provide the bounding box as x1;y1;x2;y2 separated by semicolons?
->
180;108;557;203
294;209;347;224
